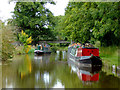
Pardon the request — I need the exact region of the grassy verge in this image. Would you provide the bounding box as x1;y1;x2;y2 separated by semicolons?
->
56;46;68;51
99;46;118;66
48;43;69;51
50;46;68;53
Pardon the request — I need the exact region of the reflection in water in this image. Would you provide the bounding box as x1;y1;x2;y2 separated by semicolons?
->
18;55;32;79
34;56;42;60
117;67;120;78
2;51;120;88
55;51;59;61
43;72;49;84
77;70;99;82
53;79;64;88
55;51;67;61
0;64;2;89
68;60;102;83
62;51;66;60
34;54;50;67
6;83;13;88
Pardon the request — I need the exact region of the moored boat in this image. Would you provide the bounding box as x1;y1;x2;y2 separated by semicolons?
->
68;43;102;66
34;44;51;55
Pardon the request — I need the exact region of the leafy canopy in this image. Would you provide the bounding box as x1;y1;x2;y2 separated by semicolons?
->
12;2;56;44
59;2;120;46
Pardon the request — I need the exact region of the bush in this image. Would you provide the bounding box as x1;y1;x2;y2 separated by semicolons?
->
28;48;35;54
94;41;101;48
14;46;25;55
1;22;16;60
50;46;57;53
18;30;33;54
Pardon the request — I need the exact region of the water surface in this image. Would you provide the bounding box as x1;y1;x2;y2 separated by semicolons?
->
2;51;120;88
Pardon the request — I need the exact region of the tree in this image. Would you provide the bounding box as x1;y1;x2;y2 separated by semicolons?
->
61;2;92;43
53;15;66;40
12;2;56;44
60;2;120;46
91;2;120;46
0;20;2;61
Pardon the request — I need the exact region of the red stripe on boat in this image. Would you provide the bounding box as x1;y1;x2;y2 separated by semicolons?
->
77;48;99;57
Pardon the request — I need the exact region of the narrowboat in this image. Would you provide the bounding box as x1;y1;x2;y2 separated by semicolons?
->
34;44;51;55
68;43;102;66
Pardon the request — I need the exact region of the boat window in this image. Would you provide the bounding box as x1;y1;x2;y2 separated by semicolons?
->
44;47;48;51
71;48;76;56
75;50;78;56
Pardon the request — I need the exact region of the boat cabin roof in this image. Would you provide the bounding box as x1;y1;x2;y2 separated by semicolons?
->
69;43;97;49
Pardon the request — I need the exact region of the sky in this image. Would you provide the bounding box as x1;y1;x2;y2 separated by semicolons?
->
0;0;16;22
0;0;69;22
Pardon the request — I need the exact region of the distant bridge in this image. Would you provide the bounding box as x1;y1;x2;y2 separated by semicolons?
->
38;40;70;44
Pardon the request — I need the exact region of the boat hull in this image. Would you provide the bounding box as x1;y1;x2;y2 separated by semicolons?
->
79;56;102;66
68;54;102;66
68;60;102;73
34;50;51;55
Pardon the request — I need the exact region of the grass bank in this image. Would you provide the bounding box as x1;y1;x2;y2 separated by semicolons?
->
48;43;69;52
99;46;118;66
55;46;68;51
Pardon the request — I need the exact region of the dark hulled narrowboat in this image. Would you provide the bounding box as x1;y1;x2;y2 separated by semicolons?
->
34;44;51;55
68;43;102;66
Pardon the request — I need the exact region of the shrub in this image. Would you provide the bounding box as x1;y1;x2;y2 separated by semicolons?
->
1;21;16;60
50;46;57;53
28;48;35;54
95;41;101;48
18;30;33;54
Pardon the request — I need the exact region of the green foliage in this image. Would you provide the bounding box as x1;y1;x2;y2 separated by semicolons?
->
94;41;101;48
15;46;25;55
48;43;59;47
53;16;66;40
91;2;120;46
0;20;2;61
50;46;57;53
12;2;56;44
56;46;68;51
28;48;35;54
1;21;16;60
18;30;32;53
99;46;118;66
62;2;91;43
59;2;120;46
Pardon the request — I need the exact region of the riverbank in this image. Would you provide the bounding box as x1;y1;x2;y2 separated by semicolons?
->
99;46;118;66
14;45;118;67
55;46;68;51
14;45;35;55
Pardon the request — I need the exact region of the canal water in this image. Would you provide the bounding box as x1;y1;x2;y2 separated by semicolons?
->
2;51;120;88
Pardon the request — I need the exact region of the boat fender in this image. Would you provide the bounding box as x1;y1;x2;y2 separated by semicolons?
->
41;46;42;50
90;54;93;56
